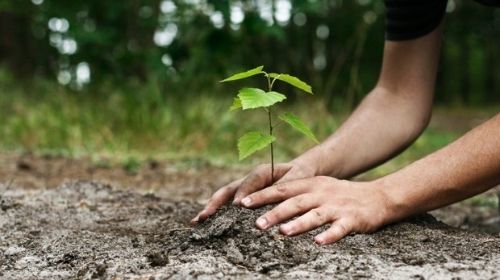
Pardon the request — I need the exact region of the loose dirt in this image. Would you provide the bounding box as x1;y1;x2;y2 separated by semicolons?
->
1;153;499;233
1;181;499;279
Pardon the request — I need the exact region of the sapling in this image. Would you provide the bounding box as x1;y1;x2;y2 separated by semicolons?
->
221;65;318;182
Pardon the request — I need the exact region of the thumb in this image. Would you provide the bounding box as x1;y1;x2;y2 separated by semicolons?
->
274;167;311;185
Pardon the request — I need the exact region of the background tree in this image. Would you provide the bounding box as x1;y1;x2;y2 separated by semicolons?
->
0;0;498;106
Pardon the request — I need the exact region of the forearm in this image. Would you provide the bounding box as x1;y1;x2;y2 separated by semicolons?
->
378;114;500;222
293;86;431;178
292;24;442;179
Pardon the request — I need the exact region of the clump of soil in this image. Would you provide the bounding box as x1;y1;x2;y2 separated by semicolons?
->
166;205;321;273
0;181;499;279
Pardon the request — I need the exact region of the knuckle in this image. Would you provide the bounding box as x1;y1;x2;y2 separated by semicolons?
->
233;187;245;197
248;170;265;183
311;209;325;223
275;183;288;194
356;213;379;232
204;205;215;213
316;175;330;181
334;220;352;236
293;197;307;212
312;209;322;218
206;198;214;205
214;187;230;198
254;164;270;175
313;176;330;186
278;163;293;172
227;179;242;191
265;211;279;223
291;219;305;230
337;223;348;235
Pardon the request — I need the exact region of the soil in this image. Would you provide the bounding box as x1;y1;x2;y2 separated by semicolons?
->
1;181;499;279
1;153;498;233
0;153;247;202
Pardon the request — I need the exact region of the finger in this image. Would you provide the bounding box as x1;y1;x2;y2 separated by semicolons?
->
233;164;292;204
191;178;243;224
241;178;313;208
280;208;331;236
314;219;354;245
255;194;319;230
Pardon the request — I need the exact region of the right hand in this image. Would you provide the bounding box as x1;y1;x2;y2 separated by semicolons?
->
191;161;316;224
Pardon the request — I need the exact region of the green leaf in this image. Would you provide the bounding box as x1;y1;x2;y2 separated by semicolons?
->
238;88;286;110
279;112;319;143
269;73;313;94
238;131;276;160
229;97;242;111
221;66;264;82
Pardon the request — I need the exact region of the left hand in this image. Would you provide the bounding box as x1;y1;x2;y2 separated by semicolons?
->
239;176;392;245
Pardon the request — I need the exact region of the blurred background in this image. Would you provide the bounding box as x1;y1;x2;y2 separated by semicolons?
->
0;0;499;170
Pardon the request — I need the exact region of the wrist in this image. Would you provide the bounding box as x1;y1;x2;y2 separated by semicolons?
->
372;176;410;225
290;144;328;176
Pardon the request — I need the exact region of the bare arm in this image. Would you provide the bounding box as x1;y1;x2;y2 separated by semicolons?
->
379;113;500;222
240;115;500;244
234;23;500;244
192;23;445;223
294;23;443;178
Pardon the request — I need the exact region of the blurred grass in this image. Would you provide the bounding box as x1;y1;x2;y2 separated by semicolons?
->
362;129;458;178
0;71;465;178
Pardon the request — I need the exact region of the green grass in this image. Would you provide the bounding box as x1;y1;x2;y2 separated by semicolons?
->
0;73;466;178
362;129;459;178
466;194;499;208
0;72;334;164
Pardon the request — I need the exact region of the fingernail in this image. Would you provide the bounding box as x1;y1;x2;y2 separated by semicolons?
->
314;235;325;245
232;197;240;205
256;217;268;229
190;215;199;225
241;197;252;207
280;224;293;235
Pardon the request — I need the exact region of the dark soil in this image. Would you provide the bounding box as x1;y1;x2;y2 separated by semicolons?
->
1;181;499;279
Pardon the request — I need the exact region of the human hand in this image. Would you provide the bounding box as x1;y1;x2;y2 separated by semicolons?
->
239;176;391;245
191;161;316;224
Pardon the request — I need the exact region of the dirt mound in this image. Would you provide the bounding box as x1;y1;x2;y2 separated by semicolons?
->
1;181;499;279
167;205;320;273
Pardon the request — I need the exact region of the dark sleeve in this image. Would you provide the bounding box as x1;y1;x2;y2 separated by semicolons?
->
475;0;500;7
384;0;448;41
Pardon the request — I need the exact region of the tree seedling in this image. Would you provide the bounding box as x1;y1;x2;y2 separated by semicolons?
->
221;65;318;181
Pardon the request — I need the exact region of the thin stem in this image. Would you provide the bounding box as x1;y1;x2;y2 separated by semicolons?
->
268;108;274;183
266;72;275;182
270;74;281;90
266;73;272;91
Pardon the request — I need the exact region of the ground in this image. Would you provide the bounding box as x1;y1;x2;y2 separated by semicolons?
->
0;154;499;279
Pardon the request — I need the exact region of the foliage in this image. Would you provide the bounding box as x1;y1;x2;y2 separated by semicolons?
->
221;65;317;178
0;0;497;106
237;131;275;160
279;112;318;143
237;88;286;110
268;73;313;94
0;73;477;179
221;66;264;82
